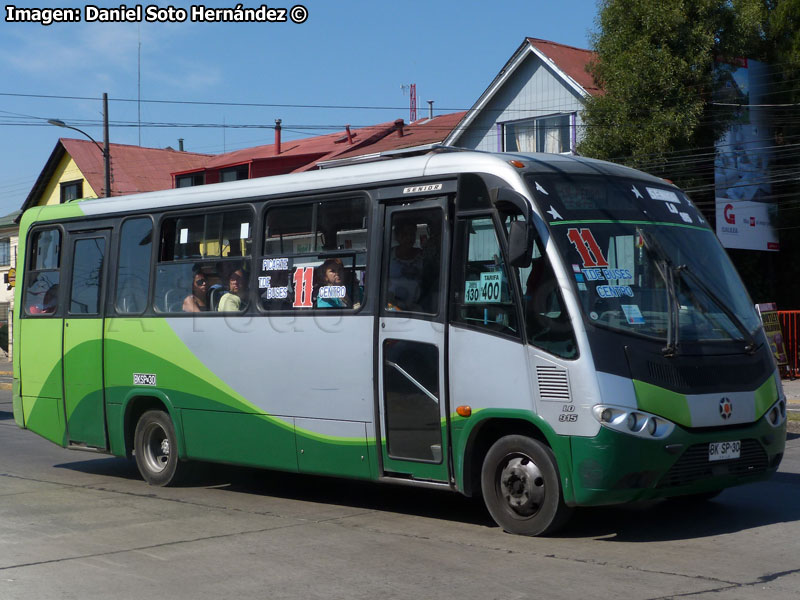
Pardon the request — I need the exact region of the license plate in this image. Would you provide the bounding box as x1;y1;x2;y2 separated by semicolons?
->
708;440;740;462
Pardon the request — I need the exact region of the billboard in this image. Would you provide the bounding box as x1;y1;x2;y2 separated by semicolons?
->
714;59;779;252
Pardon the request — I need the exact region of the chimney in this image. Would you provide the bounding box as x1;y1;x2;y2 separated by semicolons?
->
427;101;434;120
275;119;282;155
178;138;184;151
395;119;405;137
345;125;353;144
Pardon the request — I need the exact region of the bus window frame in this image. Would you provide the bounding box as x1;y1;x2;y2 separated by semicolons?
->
151;202;257;316
112;215;155;317
448;209;526;345
256;190;373;316
21;224;65;319
65;231;111;319
378;197;451;325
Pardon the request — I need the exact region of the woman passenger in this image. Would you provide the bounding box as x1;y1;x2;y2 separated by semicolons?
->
183;267;209;312
315;258;349;308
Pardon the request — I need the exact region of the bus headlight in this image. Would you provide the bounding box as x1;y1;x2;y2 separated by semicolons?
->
592;405;675;439
765;399;787;428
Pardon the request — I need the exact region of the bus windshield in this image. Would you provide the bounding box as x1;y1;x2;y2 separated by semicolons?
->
525;174;761;345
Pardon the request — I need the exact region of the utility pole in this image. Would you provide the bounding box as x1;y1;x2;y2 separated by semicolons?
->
103;92;110;197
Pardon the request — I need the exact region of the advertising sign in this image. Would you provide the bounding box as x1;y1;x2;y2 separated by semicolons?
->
714;59;779;251
756;302;788;366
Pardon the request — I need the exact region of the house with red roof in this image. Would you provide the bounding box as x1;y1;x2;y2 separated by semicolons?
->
20;138;212;213
171;112;466;186
444;38;601;154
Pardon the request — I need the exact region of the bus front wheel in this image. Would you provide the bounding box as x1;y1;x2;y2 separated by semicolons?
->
134;410;183;486
480;435;571;536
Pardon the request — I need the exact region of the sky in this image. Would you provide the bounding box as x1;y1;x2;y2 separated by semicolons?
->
0;0;600;217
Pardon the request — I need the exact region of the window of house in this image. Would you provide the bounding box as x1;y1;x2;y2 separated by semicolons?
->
260;197;368;311
0;239;9;267
60;180;83;203
503;114;572;154
176;173;205;188
154;208;253;313
220;165;249;182
24;229;61;316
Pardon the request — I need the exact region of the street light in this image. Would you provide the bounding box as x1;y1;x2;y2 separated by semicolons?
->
47;93;111;198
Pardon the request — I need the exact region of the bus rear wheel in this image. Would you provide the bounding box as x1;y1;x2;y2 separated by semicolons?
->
134;410;183;486
480;435;571;536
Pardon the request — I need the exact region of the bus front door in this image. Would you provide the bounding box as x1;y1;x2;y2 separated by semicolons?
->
377;201;451;483
63;231;110;449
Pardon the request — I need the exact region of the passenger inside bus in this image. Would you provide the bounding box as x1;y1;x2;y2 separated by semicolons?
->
29;283;59;314
386;219;424;311
218;266;248;312
315;258;349;308
182;266;209;312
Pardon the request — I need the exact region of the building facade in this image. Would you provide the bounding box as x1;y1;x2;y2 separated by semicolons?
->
445;38;600;153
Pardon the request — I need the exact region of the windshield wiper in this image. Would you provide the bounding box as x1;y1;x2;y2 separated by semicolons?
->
637;229;681;357
674;264;759;354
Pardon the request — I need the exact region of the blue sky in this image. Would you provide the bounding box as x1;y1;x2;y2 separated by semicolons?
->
0;0;599;216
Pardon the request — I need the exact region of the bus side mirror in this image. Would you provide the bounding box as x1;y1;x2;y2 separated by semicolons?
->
507;220;532;268
490;187;533;267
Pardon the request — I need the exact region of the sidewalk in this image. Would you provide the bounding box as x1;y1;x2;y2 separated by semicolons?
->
781;376;800;407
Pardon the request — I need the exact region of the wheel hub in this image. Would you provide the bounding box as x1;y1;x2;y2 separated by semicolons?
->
499;456;545;516
143;423;170;473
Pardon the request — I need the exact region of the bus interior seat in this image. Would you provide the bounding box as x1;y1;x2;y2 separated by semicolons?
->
208;285;225;311
117;279;145;313
164;288;185;312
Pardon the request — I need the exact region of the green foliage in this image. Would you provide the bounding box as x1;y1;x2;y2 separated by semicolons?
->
579;0;767;187
579;1;800;307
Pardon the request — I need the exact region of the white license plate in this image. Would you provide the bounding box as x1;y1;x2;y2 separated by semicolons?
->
708;440;741;462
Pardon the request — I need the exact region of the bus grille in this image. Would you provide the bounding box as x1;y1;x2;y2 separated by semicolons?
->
536;366;571;402
656;439;768;488
646;360;768;391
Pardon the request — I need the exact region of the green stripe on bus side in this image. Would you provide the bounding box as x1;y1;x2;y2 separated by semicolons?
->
632;380;692;427
548;220;709;231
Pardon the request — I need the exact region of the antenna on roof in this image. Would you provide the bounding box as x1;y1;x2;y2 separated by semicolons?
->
401;84;418;122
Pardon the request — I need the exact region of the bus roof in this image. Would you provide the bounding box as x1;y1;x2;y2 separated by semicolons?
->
25;150;670;223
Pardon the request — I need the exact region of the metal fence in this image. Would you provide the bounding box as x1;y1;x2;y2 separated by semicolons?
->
778;311;800;378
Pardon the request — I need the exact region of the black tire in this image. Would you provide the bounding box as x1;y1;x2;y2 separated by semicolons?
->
134;409;184;486
480;435;572;536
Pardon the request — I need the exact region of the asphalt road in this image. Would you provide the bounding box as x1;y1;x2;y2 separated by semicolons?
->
1;388;800;600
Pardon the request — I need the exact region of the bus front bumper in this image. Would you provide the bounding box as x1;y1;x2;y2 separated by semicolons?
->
568;417;786;506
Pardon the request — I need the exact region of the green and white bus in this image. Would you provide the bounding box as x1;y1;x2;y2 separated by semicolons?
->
13;150;786;535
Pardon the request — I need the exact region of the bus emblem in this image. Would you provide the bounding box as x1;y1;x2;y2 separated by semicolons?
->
403;184;442;194
719;397;733;420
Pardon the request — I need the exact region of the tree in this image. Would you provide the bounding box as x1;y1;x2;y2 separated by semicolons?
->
579;0;766;190
578;0;800;305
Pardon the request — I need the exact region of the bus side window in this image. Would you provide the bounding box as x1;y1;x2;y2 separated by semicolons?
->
154;209;253;314
24;229;61;316
115;218;152;314
261;198;368;311
521;237;577;359
452;217;519;336
384;209;442;315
